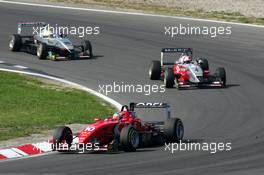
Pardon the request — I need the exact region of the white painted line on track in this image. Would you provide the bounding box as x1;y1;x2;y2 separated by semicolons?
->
0;68;122;109
0;0;263;28
0;61;5;64
13;65;28;69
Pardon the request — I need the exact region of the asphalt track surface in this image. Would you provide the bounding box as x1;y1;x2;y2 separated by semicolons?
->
0;2;264;175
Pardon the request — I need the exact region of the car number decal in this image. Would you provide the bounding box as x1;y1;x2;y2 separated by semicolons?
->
84;126;95;132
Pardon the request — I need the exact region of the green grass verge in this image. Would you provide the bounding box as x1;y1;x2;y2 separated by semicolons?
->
49;0;264;25
0;71;115;141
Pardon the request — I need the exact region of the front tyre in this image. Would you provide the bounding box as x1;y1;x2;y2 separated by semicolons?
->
120;126;139;152
52;126;73;151
216;67;226;87
9;34;22;51
149;60;161;80
37;43;48;60
197;58;209;71
164;118;184;143
82;40;93;57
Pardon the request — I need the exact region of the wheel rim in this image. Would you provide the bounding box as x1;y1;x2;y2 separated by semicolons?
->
148;68;152;77
129;130;139;148
9;38;14;49
164;72;167;85
37;45;42;57
175;122;184;140
174;79;178;87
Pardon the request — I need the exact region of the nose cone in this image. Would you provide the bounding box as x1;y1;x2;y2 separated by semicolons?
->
190;65;203;75
67;45;74;50
60;38;74;50
78;124;98;144
187;64;203;83
78;131;91;144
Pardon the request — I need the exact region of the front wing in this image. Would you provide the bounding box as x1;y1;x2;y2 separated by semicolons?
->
176;79;224;89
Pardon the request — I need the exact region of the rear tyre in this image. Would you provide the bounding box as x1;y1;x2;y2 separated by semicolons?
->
37;43;48;60
164;118;184;143
216;67;226;87
9;34;22;51
120;126;139;152
164;68;175;88
82;40;93;57
197;58;209;71
149;61;161;80
52;126;73;151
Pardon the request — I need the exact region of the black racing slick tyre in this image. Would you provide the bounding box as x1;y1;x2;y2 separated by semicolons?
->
52;126;73;151
164;68;175;88
197;58;209;71
37;43;48;60
216;67;226;87
164;118;184;143
9;34;22;51
120;126;139;152
82;40;93;57
149;60;161;80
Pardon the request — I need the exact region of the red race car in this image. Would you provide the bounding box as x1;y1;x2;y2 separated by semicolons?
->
52;102;184;153
149;48;226;89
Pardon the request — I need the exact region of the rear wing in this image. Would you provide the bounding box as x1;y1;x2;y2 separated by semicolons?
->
161;48;192;53
129;102;171;119
17;22;46;35
161;48;193;66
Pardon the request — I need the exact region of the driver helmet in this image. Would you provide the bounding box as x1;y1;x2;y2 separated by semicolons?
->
41;28;56;38
181;55;192;63
112;111;125;120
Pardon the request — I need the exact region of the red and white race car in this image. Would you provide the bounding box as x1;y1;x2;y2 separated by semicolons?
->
52;102;184;153
149;48;226;89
